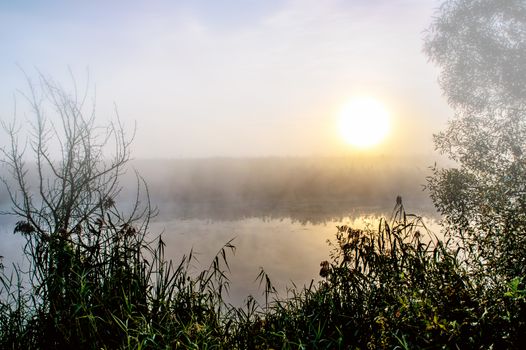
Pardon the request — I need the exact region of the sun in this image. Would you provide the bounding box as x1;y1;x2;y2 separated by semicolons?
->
338;97;390;149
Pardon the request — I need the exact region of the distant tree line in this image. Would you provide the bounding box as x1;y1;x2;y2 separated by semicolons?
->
133;156;435;222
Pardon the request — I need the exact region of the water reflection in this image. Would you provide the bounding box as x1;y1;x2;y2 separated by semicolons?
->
149;214;440;306
0;202;440;306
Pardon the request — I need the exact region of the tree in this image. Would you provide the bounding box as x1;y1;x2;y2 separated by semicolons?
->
0;72;154;347
424;0;526;279
0;72;238;349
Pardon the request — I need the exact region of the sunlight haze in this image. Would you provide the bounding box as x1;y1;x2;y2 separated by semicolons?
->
0;0;449;158
338;96;390;149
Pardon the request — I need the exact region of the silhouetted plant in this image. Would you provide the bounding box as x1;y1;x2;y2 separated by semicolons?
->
233;199;525;349
0;73;237;349
2;70;525;349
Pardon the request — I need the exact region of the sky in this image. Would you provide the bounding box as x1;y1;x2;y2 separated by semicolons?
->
0;0;451;158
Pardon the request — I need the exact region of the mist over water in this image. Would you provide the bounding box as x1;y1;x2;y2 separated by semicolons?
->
132;156;438;222
1;156;441;305
138;156;439;304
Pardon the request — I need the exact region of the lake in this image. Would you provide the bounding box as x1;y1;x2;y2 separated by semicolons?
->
151;210;439;305
0;156;442;305
0;211;439;305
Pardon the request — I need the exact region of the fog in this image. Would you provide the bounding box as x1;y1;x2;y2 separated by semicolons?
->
0;155;442;304
0;0;450;159
0;0;449;299
133;155;441;303
131;155;439;223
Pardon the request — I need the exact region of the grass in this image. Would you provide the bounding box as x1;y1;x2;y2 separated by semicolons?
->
1;200;525;349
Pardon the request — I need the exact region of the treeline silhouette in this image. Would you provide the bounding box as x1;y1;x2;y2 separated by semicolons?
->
132;156;437;223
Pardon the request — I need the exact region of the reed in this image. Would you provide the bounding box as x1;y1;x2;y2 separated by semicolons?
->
1;200;525;348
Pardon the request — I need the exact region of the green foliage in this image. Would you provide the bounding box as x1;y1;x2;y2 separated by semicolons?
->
0;221;238;349
425;0;526;279
3;31;526;346
2;195;526;348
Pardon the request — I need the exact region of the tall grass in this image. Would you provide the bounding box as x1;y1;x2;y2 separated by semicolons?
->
1;200;525;348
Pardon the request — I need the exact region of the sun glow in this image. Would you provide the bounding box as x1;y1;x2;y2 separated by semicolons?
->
338;97;390;149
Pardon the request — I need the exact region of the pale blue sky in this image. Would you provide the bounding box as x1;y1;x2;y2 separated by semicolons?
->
0;0;450;158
